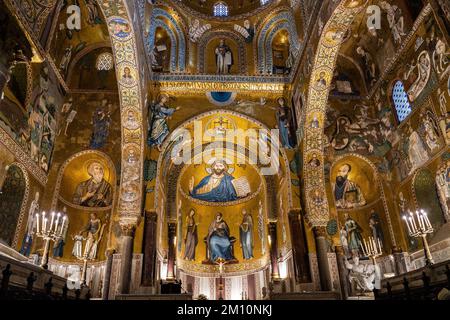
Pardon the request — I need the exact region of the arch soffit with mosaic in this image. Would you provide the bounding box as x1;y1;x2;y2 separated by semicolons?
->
256;9;301;73
148;6;187;72
302;0;369;227
11;162;30;249
95;0;145;225
66;41;112;86
154;109;293;211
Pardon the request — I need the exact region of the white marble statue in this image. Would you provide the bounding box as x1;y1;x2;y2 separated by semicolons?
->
345;257;381;293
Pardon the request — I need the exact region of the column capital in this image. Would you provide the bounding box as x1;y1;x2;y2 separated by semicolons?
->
119;222;137;237
391;246;403;254
334;245;345;256
313;226;327;238
105;248;116;257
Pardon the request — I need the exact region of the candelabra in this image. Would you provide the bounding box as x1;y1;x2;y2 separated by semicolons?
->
73;235;101;285
360;236;383;264
402;209;434;266
75;247;91;286
34;211;67;269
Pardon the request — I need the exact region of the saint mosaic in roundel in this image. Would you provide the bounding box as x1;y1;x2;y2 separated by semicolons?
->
108;17;131;39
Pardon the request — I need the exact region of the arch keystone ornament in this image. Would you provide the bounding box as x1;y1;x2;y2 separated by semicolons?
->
303;0;368;228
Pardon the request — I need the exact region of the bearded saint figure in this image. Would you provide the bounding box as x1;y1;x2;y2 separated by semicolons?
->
73;162;112;207
333;163;366;209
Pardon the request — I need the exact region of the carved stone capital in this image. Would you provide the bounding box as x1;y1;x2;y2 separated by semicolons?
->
334;245;345;256
120;223;136;237
391;246;403;254
313;226;327;238
105;248;117;257
119;215;139;237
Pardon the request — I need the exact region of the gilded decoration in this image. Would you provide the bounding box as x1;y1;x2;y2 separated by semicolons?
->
0;127;47;186
97;1;145;219
154;109;292;210
331;153;397;248
51;150;116;212
10;162;30;249
156;80;288;93
303;0;367;227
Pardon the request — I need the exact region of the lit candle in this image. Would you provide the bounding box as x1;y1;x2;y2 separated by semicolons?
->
377;238;382;254
54;212;61;232
370;237;376;254
363;238;369;255
50;212;55;233
43;217;47;233
60;215;67;236
417;211;425;230
403;216;412;234
409;211;418;232
360;242;367;256
422;211;432;230
35;213;40;234
408;217;415;234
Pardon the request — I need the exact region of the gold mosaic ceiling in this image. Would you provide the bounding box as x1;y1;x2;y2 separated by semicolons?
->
178;0;270;17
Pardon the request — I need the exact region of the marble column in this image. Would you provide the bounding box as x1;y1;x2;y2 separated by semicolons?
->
142;211;158;287
166;223;177;281
335;245;349;299
268;222;280;280
288;210;312;283
313;226;332;291
102;248;115;300
118;223;136;294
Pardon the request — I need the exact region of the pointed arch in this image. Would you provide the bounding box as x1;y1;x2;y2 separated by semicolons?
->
148;7;187;72
302;1;368;227
256;10;301;74
96;1;146;223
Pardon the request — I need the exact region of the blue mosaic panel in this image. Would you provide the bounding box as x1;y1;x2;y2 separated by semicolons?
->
213;2;229;17
392;80;412;122
148;8;186;72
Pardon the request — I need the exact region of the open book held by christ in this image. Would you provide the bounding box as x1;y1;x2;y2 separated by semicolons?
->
231;176;251;198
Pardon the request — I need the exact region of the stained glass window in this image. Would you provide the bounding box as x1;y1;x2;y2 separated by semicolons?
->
260;0;270;5
213;2;229;17
96;52;114;71
392;80;412;122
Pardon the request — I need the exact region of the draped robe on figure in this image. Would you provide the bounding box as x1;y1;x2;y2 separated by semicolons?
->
206;218;233;261
190;173;237;202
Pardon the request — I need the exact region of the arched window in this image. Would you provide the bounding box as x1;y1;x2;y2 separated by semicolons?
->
392;80;412;122
96;52;114;71
260;0;270;5
213;2;229;17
